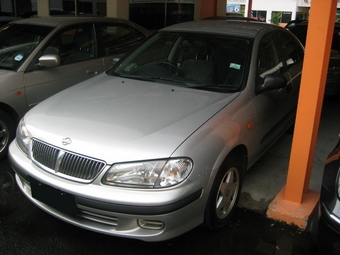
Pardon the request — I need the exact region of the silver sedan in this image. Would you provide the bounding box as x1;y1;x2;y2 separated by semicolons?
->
9;20;304;241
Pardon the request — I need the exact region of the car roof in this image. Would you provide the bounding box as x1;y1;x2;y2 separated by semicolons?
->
9;16;141;28
160;20;282;38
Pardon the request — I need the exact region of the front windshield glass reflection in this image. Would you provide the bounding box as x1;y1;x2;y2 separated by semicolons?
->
109;32;250;93
0;24;53;70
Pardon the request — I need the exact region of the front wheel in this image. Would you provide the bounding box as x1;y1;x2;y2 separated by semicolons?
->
0;110;15;160
203;154;244;231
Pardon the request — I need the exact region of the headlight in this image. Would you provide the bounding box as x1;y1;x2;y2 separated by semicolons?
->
16;119;31;156
102;158;193;188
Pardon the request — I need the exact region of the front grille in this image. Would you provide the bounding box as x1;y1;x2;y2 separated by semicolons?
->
32;139;106;182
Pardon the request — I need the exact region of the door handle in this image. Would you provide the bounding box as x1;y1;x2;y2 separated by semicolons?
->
86;70;98;75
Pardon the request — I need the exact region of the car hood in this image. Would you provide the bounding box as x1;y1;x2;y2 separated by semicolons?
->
25;74;238;163
0;69;15;79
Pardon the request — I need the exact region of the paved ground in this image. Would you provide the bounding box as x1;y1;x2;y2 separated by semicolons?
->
1;96;338;255
0;167;311;255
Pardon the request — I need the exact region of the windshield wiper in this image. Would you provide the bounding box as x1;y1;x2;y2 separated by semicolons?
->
148;76;188;85
186;84;240;92
117;74;188;85
117;74;156;82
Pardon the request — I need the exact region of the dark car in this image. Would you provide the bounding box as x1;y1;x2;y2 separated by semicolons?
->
284;19;306;30
290;22;340;96
311;134;340;254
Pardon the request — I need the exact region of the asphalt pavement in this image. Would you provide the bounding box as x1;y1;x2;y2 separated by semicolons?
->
1;95;339;255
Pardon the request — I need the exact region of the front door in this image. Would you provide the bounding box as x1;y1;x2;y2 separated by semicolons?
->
24;23;104;110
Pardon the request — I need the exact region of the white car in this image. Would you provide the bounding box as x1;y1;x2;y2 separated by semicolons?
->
9;20;304;241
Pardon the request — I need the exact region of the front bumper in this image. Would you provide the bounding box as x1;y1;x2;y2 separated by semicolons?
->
320;202;340;235
9;141;205;242
318;203;340;254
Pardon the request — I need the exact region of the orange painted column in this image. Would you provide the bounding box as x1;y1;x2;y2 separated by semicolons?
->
284;0;337;203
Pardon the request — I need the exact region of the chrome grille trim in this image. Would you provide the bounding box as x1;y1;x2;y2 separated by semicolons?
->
33;140;59;169
77;204;118;227
31;139;106;182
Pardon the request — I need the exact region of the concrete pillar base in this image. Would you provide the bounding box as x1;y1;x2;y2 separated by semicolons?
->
266;186;320;229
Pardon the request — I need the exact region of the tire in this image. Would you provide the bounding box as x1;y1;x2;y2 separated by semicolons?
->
0;110;15;160
203;153;244;231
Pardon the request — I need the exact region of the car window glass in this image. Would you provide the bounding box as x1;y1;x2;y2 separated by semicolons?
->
61;25;96;64
0;24;53;70
110;32;250;92
125;32;177;66
276;31;304;70
97;24;144;56
257;34;282;81
40;24;96;66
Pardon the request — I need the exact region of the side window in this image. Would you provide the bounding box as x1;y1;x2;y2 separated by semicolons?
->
97;24;143;56
257;34;282;82
58;25;96;64
276;31;304;70
29;24;96;70
40;24;95;65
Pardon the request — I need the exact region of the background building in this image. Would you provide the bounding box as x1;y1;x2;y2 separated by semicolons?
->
225;0;340;25
0;0;340;29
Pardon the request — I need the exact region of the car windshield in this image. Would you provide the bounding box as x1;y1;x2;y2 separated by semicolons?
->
0;24;53;70
108;32;250;93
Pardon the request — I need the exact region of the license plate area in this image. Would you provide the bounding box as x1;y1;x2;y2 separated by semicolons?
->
30;177;77;217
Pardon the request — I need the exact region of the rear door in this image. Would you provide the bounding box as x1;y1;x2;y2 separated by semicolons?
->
23;23;104;110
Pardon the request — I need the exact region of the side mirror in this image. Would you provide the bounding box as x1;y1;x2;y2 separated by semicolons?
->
257;74;287;94
39;54;61;68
